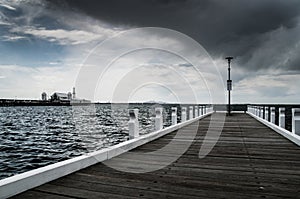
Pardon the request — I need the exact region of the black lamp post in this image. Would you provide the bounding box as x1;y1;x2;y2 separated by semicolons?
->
225;57;233;115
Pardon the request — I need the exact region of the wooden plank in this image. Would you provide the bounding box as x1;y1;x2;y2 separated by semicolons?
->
10;190;74;199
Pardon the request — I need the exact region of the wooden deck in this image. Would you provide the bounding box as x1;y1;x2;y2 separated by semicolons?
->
11;113;300;199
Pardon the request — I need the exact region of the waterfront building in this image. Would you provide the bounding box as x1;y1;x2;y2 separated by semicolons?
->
47;87;91;103
50;92;70;102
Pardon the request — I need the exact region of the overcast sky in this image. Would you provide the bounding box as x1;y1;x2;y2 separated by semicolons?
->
0;0;299;103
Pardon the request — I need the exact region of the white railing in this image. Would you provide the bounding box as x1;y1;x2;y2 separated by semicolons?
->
247;105;300;147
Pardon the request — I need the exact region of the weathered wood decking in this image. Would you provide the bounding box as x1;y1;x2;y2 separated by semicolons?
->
11;113;300;198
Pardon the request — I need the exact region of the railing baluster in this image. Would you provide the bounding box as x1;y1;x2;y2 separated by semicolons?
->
155;107;163;131
270;107;275;124
181;107;187;122
265;107;269;121
194;106;198;117
279;107;285;129
171;107;177;125
128;109;139;139
292;108;300;135
189;106;194;120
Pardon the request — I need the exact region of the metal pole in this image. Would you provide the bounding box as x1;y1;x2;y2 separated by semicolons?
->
225;57;233;116
228;60;231;115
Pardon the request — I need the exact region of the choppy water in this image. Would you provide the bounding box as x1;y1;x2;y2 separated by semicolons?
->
0;104;178;180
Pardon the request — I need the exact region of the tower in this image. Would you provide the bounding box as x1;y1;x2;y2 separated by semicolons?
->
41;92;47;101
72;87;76;99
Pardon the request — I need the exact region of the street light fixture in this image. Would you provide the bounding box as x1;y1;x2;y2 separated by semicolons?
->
225;57;233;116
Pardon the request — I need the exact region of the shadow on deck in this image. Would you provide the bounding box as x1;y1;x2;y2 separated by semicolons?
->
11;113;300;199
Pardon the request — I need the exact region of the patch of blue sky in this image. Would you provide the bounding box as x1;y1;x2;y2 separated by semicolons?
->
0;36;67;67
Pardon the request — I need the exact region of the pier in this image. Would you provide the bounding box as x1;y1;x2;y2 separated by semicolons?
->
1;105;300;198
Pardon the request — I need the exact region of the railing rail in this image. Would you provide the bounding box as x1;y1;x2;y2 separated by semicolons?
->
247;104;300;136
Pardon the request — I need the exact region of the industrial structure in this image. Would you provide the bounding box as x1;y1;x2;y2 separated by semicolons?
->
41;87;90;104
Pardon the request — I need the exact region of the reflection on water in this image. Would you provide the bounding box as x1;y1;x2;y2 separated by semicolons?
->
0;104;177;180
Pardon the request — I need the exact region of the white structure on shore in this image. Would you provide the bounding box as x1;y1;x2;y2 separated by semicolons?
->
43;87;91;103
50;92;70;102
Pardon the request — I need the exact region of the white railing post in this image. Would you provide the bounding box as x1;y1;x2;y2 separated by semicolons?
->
199;106;203;116
128;109;139;139
260;107;264;118
194;106;199;117
279;107;285;128
265;107;269;121
181;107;187;122
292;108;300;135
189;106;194;120
198;106;201;116
155;107;163;131
171;107;177;125
270;107;275;124
204;106;207;114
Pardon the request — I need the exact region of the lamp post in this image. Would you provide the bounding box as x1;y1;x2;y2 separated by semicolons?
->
225;57;233;116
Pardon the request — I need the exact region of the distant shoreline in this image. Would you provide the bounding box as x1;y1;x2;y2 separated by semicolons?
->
0;99;71;106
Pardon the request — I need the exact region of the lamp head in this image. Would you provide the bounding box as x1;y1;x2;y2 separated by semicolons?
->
225;56;233;61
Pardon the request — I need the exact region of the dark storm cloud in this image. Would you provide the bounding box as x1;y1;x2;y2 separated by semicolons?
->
48;0;300;71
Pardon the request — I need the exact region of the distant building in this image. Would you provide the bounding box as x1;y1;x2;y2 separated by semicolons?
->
41;92;47;101
49;87;91;104
50;92;70;102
